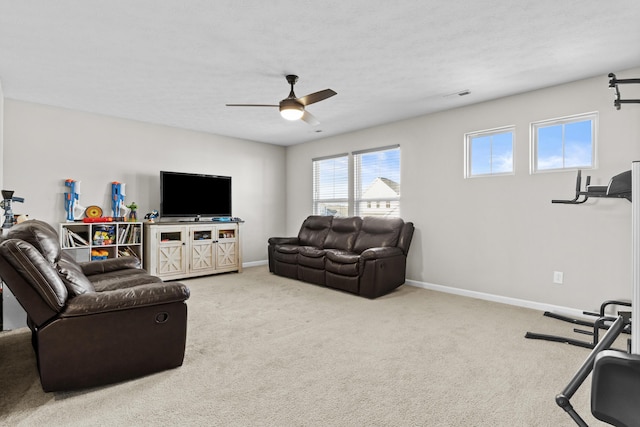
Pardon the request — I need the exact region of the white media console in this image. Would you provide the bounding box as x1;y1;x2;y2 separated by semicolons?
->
143;221;242;281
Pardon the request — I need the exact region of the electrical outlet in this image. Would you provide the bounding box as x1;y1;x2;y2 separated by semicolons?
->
553;271;564;284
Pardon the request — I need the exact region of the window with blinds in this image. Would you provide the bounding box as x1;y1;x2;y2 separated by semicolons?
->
354;145;400;217
312;154;349;216
312;146;401;217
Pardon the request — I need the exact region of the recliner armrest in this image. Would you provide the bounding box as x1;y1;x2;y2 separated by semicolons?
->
80;257;142;276
61;282;190;317
360;246;403;260
268;237;299;246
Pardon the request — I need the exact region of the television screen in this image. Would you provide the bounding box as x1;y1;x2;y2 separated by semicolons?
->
160;171;232;218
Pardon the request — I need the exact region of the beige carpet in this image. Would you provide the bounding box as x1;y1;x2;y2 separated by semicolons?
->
0;265;617;426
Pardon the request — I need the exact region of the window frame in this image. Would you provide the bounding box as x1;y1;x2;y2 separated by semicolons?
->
464;125;515;179
312;153;349;217
312;145;401;218
530;112;598;174
353;145;401;218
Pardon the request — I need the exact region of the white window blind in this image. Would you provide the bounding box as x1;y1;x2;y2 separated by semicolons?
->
353;145;400;217
312;154;349;216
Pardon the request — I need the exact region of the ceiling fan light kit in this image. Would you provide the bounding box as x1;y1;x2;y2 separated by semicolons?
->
279;99;305;120
226;74;336;125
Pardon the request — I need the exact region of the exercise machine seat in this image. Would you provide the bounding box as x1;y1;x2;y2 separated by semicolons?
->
591;350;640;427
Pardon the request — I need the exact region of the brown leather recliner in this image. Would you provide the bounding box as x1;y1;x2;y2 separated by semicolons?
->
0;220;190;392
268;216;414;298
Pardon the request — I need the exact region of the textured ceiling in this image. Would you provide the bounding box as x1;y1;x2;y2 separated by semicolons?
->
1;1;639;146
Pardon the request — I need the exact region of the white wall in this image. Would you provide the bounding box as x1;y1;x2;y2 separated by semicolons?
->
286;68;640;312
3;69;639;319
2;99;287;264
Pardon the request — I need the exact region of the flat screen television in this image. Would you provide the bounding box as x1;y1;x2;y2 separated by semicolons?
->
160;171;232;219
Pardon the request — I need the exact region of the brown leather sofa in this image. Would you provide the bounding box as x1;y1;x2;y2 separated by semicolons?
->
268;216;414;298
0;220;190;392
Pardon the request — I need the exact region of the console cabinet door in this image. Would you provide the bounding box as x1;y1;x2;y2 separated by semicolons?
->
156;226;187;277
190;226;216;273
216;225;238;270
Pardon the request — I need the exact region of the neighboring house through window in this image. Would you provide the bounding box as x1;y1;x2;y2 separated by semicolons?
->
354;145;400;217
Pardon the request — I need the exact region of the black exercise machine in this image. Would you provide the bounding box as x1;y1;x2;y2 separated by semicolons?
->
549;73;640;426
551;169;632;204
526;154;640;423
546;163;640;424
609;73;640;110
525;169;632;349
525;300;631;350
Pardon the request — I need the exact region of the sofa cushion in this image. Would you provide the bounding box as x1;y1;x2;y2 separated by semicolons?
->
353;217;403;254
298;246;326;269
325;261;359;276
325;250;359;276
275;244;300;254
274;244;300;264
297;216;332;247
81;256;141;276
325;249;360;264
0;239;68;310
57;255;96;296
324;217;362;251
5;220;62;264
89;269;163;292
298;246;325;258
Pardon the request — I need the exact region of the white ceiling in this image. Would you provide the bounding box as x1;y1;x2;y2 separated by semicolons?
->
1;1;639;146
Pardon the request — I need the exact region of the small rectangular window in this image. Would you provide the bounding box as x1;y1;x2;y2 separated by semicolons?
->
464;126;515;178
531;112;597;173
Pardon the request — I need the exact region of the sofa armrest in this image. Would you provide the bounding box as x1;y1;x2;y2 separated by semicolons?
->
61;282;190;317
360;246;403;260
268;237;299;246
80;256;142;276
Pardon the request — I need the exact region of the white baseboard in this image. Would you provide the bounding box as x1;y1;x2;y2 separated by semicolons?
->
243;260;268;268
241;264;585;318
405;279;586;318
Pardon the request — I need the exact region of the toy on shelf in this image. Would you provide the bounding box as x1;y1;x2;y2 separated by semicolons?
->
91;249;109;261
144;210;159;223
1;190;25;229
111;181;130;218
83;217;110;223
85;205;103;219
64;179;85;222
92;225;116;246
126;202;138;221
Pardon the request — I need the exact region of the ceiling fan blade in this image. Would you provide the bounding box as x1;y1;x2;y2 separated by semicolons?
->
297;89;337;106
225;104;279;107
301;110;320;126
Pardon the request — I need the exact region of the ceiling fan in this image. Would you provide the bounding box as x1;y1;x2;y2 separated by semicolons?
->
226;75;337;126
